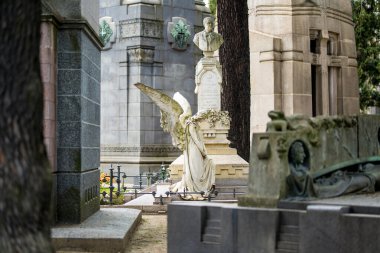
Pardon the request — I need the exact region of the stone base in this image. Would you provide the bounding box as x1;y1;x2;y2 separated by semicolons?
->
169;153;248;186
169;152;248;202
55;169;100;224
168;198;380;253
52;208;141;253
169;112;248;191
238;194;279;208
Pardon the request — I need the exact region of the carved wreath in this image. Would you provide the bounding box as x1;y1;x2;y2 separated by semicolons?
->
170;20;191;49
190;109;231;128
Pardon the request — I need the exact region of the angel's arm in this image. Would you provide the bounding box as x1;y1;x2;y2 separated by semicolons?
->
188;123;207;157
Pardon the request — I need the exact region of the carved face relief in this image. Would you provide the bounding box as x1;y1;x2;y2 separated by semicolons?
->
289;141;309;167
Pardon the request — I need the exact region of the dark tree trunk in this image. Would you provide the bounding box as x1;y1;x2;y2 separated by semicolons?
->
217;0;251;161
0;1;53;252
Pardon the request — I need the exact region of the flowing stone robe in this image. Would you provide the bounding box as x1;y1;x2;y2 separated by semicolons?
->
171;120;215;196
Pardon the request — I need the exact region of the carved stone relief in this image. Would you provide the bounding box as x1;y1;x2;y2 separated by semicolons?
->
99;16;116;49
127;46;155;63
167;17;192;51
120;19;162;40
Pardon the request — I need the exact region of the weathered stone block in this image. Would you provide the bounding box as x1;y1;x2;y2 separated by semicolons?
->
58;30;82;53
82;74;100;104
58;70;81;95
168;203;204;253
57;148;82;172
81;123;100;147
300;205;349;253
56;169;100;224
57;96;81;122
82;56;101;82
358;115;380;157
58;52;82;69
81;32;101;67
81;98;100;125
57;121;81;148
236;208;279;253
81;148;100;170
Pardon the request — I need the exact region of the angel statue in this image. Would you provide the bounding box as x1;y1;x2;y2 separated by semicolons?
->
135;83;216;200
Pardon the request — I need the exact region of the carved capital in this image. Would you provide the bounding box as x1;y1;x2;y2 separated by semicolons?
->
127;46;155;63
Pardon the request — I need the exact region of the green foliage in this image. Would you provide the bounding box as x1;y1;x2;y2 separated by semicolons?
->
352;0;380;110
209;0;217;15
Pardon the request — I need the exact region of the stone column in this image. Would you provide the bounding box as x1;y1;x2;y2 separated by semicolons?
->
40;18;58;221
320;30;330;115
44;0;102;224
56;28;101;223
40;22;57;173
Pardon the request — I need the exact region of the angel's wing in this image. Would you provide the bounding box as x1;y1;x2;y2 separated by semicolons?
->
134;82;186;150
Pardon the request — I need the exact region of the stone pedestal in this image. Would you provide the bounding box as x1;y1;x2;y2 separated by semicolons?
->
170;18;248;190
170;111;248;187
195;57;222;112
239;114;380;208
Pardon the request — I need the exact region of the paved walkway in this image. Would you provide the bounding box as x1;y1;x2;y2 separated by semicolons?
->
124;215;167;253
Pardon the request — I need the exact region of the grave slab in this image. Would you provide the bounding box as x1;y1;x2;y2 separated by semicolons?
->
52;208;141;253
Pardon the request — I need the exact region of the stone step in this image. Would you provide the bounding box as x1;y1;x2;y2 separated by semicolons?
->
276;249;298;253
279;233;299;242
202;234;221;244
280;225;299;234
204;226;221;235
280;211;300;226
207;219;221;227
277;241;299;251
202;241;220;245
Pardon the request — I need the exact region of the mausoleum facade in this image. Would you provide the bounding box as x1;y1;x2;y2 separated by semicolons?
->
249;0;360;133
100;0;210;173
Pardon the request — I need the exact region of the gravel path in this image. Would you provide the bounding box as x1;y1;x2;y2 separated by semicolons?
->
124;215;167;253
